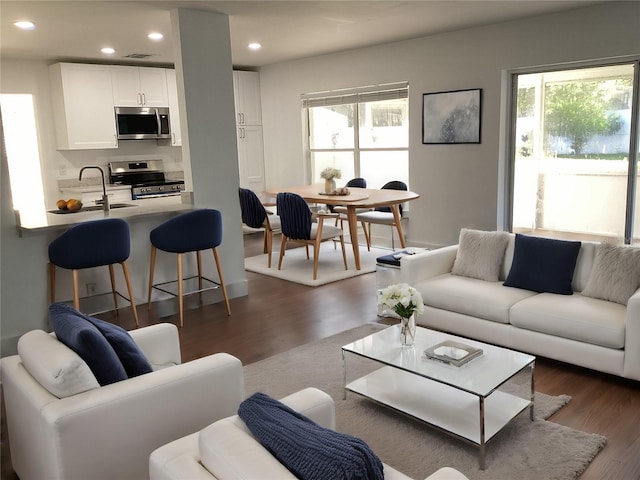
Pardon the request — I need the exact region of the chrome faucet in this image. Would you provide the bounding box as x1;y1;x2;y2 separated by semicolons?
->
79;165;110;212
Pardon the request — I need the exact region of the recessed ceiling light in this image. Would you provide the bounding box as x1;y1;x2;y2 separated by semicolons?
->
148;32;164;41
248;43;262;51
14;21;35;30
101;47;116;55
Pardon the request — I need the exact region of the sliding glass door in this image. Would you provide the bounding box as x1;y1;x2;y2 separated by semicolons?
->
509;61;640;244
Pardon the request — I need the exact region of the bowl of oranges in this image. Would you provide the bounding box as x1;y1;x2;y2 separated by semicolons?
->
56;198;83;213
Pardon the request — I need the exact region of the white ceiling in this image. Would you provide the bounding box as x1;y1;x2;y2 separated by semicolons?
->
1;1;606;68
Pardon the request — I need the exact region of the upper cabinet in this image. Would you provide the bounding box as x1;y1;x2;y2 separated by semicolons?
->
49;63;118;150
233;71;262;125
165;69;182;146
111;66;169;107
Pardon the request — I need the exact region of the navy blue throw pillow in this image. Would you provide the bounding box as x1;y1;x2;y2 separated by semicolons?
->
49;303;127;386
49;303;152;378
503;234;581;295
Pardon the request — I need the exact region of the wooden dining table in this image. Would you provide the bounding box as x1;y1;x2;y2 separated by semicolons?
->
264;185;420;270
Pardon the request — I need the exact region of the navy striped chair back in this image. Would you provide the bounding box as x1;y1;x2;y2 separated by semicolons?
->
346;177;367;188
376;180;407;214
276;192;312;241
239;188;268;229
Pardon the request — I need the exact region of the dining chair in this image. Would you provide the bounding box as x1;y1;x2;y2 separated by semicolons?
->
48;218;139;326
356;180;408;250
276;192;348;280
239;188;281;268
332;177;368;226
147;209;231;327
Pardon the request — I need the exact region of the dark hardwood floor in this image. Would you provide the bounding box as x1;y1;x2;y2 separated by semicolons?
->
2;232;639;479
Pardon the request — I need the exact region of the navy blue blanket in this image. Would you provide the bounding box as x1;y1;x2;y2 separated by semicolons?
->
238;392;384;480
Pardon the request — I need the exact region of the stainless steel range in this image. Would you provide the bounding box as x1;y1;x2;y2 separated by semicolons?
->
109;160;185;200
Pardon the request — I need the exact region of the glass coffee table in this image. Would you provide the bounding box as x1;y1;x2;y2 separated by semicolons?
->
342;325;535;469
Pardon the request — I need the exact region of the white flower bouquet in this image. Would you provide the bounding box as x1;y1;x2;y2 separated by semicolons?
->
378;283;424;346
377;283;424;319
320;167;342;180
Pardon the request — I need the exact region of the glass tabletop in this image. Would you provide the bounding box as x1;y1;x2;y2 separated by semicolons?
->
342;325;535;397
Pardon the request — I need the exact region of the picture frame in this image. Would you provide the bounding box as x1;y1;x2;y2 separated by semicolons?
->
422;88;482;144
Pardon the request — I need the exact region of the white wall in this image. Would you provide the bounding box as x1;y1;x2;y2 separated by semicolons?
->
259;2;640;248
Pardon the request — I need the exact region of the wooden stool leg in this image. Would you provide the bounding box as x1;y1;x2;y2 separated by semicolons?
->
49;263;56;303
361;221;371;251
278;235;287;270
196;250;203;304
177;253;184;327
147;246;157;309
108;264;119;313
340;235;348;270
312;241;320;280
212;247;231;316
266;229;273;268
72;270;80;310
121;261;139;327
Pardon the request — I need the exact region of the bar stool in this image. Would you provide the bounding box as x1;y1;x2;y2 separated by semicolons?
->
48;218;139;326
147;209;231;327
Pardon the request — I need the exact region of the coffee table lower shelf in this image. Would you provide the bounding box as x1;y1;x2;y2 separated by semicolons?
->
345;366;531;464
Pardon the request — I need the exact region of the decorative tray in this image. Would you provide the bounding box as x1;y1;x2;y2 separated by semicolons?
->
319;187;351;196
423;340;483;367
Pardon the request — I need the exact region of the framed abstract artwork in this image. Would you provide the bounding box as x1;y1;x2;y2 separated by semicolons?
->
422;88;482;144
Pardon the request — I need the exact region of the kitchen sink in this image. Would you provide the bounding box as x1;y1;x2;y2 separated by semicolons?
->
48;203;136;214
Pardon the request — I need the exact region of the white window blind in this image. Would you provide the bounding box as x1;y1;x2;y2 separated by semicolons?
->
301;82;408;108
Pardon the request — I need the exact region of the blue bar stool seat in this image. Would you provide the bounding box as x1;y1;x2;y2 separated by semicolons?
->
48;218;139;326
147;209;231;327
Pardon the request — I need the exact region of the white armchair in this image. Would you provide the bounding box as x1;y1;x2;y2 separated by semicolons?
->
149;387;469;480
1;323;244;480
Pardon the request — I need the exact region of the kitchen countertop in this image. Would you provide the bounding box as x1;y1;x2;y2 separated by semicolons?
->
16;196;193;235
59;184;132;193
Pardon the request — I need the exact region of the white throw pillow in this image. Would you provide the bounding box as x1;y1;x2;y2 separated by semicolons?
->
451;229;510;282
582;243;640;306
17;330;100;398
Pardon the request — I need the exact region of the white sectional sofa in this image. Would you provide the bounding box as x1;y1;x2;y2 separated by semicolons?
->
400;231;640;381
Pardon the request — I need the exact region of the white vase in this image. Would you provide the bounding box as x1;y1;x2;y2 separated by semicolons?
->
399;314;416;347
324;178;336;193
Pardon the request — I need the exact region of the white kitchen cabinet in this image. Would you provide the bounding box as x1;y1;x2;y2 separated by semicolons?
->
237;125;265;193
234;71;265;192
165;69;182;146
49;63;118;150
111;66;169;107
233;71;262;126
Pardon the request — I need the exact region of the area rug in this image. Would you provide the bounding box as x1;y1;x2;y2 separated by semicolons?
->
244;243;392;286
244;324;607;480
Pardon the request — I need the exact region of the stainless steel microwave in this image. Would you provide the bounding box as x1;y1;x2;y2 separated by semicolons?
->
115;106;171;140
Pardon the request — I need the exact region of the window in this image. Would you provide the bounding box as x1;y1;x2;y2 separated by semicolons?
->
1;94;46;214
303;83;409;189
508;62;640;245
